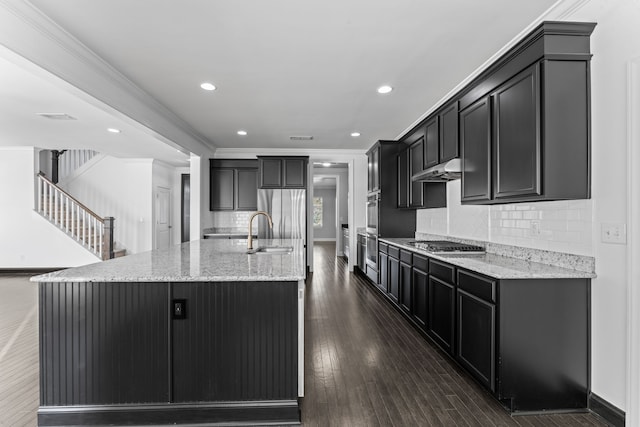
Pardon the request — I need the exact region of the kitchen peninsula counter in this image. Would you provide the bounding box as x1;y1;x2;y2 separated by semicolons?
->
33;238;306;283
32;239;305;426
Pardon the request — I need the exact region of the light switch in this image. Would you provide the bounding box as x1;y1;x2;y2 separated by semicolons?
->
601;223;627;244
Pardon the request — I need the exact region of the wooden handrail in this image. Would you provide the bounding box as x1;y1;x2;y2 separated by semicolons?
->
38;172;104;223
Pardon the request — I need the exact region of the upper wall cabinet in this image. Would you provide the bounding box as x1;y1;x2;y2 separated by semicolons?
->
257;156;308;189
459;21;595;205
210;159;258;211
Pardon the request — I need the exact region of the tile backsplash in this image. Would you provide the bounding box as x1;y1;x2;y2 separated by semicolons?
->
415;180;593;256
211;211;252;230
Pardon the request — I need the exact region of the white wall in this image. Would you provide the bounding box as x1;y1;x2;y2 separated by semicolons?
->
415;0;640;413
0;147;99;268
61;156;154;255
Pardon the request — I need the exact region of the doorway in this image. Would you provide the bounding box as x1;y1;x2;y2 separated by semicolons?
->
154;186;171;249
311;162;348;261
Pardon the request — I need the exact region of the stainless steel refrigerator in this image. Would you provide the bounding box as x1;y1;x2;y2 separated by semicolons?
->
257;189;306;243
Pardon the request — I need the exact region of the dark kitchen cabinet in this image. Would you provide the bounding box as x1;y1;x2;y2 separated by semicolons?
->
367;146;380;193
408;130;425;208
210;159;258;211
428;259;456;355
492;64;540;200
459;22;594;205
399;250;412;314
236;169;259;210
397;148;409;208
210;168;234;210
411;254;429;330
367;141;416;237
397;129;447;210
378;251;388;294
440;101;459;162
456;270;496;392
258;156;308;189
424;116;439;169
460;97;492;203
357;234;366;272
387;246;400;304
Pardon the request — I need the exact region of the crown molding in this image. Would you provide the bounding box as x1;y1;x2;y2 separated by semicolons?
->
0;0;214;156
396;0;593;140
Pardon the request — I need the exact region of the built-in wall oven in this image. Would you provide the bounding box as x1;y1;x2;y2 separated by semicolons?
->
365;194;379;282
366;194;379;234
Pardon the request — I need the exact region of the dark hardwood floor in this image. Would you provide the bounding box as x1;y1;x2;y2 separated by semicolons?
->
302;242;607;427
0;245;608;426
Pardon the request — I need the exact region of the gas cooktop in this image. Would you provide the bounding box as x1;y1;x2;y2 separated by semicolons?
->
407;240;485;254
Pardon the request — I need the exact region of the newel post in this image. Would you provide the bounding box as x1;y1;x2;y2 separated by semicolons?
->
103;217;115;260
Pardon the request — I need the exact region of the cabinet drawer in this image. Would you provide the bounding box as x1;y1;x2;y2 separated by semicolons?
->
457;270;496;303
429;259;455;283
400;250;412;264
413;254;428;272
379;242;389;254
388;246;400;259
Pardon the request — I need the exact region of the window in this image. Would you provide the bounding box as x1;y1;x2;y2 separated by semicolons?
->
313;197;323;227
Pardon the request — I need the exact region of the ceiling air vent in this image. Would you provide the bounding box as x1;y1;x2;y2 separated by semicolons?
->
289;135;313;141
36;113;77;120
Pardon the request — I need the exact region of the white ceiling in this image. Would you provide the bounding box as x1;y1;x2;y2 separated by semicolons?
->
3;0;558;157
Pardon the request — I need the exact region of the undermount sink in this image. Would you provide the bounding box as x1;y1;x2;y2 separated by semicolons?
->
247;246;294;255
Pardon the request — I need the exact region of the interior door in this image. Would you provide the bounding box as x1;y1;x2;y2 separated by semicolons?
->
155;186;171;249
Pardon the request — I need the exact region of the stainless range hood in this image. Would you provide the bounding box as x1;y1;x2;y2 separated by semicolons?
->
412;158;461;182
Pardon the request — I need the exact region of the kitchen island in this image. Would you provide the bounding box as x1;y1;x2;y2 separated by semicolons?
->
32;239;306;426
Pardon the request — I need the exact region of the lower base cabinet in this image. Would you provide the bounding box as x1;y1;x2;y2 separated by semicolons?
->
457;288;496;392
428;276;455;355
364;242;590;414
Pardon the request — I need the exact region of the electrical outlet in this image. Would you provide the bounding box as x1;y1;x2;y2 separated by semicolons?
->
601;223;627;244
530;220;541;236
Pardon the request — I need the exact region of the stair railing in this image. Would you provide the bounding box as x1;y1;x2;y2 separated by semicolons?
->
36;172;114;260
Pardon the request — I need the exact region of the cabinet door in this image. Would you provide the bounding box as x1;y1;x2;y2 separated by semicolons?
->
493;64;541;199
412;267;428;330
424;116;440;169
457;289;496;392
409;138;425;208
378;252;388;293
397;149;409;208
428;276;455;354
358;241;366;271
235;169;258;210
259;158;283;188
388;255;400;304
440;102;459;162
460;97;492;203
400;261;412;314
210;168;234;210
283;158;307;188
368;148;380;193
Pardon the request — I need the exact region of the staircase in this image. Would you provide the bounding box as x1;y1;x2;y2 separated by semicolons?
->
36;172;125;260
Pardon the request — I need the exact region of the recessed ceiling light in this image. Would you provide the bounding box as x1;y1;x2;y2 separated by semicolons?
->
200;82;216;91
351;132;361;137
107;128;121;133
237;130;248;136
377;85;393;94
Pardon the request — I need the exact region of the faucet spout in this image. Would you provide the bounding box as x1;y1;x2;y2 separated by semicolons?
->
248;211;273;250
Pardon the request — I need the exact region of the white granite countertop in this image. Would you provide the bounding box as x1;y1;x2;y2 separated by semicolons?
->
379;237;595;279
31;239;306;283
